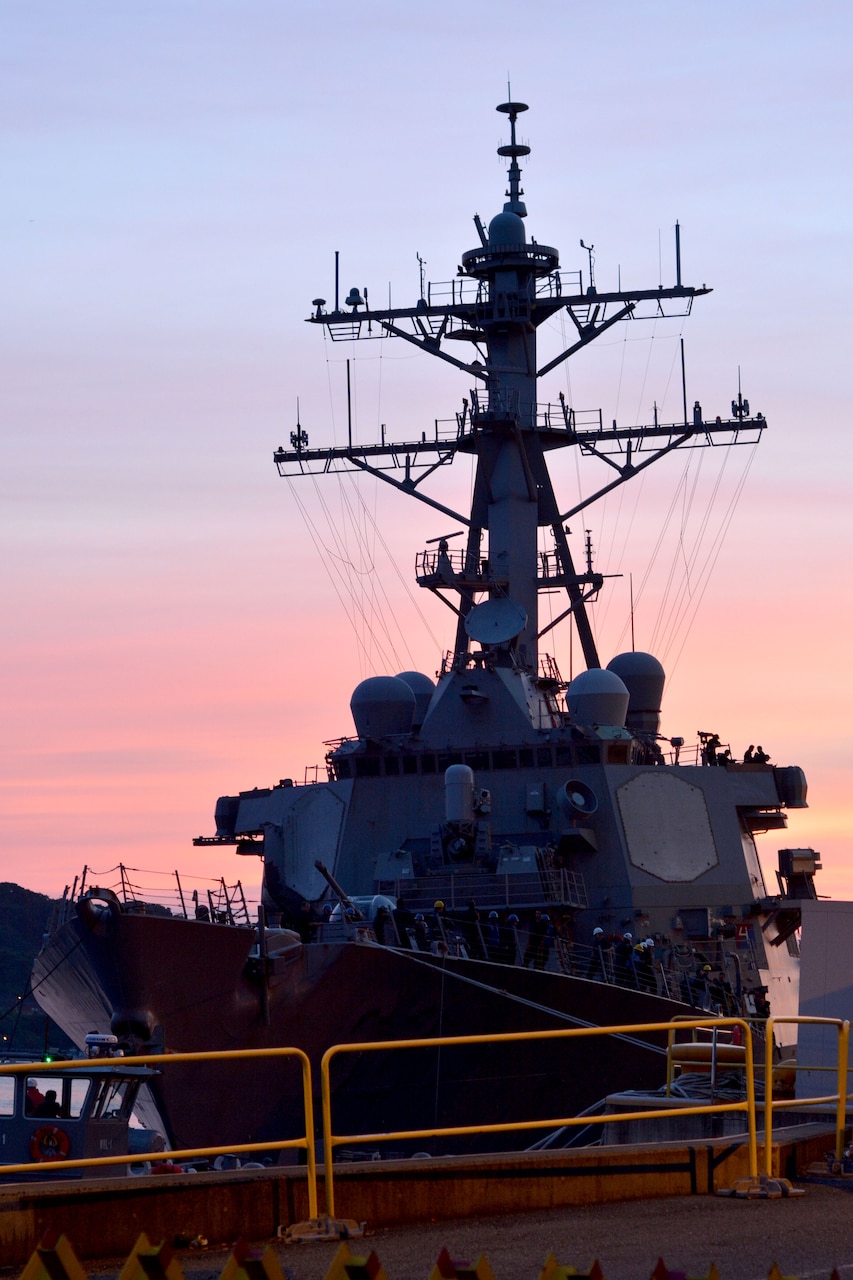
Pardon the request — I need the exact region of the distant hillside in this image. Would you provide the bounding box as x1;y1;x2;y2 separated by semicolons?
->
0;882;75;1057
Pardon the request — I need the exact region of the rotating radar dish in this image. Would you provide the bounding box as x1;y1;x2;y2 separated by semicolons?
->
464;598;527;645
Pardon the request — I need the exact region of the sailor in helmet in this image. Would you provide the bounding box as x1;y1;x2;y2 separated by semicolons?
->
587;926;609;981
614;932;636;987
485;910;501;958
413;913;430;949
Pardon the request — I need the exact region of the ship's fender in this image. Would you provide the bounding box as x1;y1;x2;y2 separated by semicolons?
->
30;1125;71;1162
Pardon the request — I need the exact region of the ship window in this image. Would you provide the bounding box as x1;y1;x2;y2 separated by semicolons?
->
437;752;463;771
68;1079;89;1118
518;748;534;768
334;759;351;779
24;1075;88;1120
402;756;418;775
555;746;575;766
537;747;554;766
492;750;517;769
464;751;489;770
576;745;601;765
92;1078;132;1120
0;1078;13;1116
355;757;381;778
383;757;400;776
420;755;437;774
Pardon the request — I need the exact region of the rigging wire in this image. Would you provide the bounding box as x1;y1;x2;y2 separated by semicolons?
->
293;340;446;675
664;437;761;678
650;449;719;657
286;477;394;673
652;443;734;657
604;326;692;644
334;477;414;669
322;342;388;673
393;950;668;1056
346;479;442;658
611;464;690;655
594;320;666;640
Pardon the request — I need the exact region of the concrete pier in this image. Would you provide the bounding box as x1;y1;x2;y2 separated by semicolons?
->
0;1124;834;1268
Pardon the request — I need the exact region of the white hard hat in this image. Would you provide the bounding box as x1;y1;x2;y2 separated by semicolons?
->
593;927;604;936
624;932;632;940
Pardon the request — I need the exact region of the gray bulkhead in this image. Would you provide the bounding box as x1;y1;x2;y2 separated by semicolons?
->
236;664;798;940
549;762;779;917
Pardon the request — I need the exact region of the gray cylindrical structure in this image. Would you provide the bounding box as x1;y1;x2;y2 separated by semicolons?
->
488;210;526;246
350;676;416;739
396;671;436;728
445;764;475;823
606;652;665;734
566;667;629;728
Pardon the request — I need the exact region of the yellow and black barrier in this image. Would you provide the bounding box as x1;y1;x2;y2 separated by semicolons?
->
13;1235;845;1280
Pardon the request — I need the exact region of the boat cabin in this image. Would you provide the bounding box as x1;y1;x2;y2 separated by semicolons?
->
0;1035;163;1180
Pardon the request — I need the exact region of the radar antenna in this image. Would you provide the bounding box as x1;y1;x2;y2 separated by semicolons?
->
496;99;529;217
580;240;596;295
732;366;751;420
290;399;308;452
283;100;766;675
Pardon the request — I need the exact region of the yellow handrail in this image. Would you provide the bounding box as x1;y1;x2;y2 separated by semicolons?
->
763;1016;850;1176
10;1012;850;1217
320;1017;756;1219
0;1047;317;1217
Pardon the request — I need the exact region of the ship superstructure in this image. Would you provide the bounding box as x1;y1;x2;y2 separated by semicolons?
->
212;101;811;1015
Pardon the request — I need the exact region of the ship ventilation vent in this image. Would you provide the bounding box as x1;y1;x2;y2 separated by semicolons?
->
557;780;599;818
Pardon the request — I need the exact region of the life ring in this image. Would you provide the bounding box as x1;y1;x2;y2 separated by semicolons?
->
29;1125;71;1162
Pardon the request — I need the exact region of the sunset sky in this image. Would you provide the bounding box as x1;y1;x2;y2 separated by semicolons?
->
3;1;851;909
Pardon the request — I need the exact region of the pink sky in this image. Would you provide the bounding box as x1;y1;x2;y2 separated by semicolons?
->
3;2;851;907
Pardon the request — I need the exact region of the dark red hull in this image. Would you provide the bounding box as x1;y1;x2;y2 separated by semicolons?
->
33;911;690;1154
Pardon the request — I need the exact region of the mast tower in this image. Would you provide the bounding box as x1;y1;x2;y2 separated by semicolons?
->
276;102;764;683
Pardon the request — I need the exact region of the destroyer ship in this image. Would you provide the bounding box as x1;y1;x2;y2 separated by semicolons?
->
32;101;820;1154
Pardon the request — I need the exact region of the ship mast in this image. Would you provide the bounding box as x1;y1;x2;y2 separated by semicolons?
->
276;102;765;677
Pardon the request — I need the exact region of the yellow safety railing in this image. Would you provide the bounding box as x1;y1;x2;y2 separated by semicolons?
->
10;1015;851;1216
763;1016;851;1175
320;1018;757;1219
0;1047;318;1217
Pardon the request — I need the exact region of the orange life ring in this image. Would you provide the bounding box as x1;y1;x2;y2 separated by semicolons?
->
29;1125;71;1162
